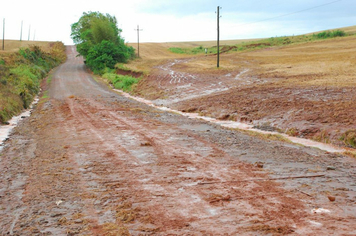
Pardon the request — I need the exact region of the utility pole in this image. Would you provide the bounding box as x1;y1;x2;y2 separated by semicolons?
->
20;20;23;41
2;18;5;50
216;6;222;68
28;24;31;41
134;25;143;57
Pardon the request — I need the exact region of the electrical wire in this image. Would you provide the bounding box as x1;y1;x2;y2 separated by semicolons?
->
238;0;342;26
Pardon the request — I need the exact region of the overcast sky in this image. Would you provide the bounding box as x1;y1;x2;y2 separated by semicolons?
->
1;0;354;45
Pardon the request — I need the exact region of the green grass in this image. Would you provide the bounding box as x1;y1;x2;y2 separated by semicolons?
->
0;43;66;123
42;91;49;99
115;63;132;71
169;30;350;55
103;73;141;92
169;46;219;55
313;30;346;39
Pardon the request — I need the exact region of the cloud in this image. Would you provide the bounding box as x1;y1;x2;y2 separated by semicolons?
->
0;0;354;45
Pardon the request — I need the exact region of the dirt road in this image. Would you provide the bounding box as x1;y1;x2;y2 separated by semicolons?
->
1;46;356;235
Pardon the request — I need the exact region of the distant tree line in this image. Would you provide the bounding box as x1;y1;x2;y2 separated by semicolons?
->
71;12;135;74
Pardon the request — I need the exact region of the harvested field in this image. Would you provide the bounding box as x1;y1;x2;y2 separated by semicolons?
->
130;27;356;149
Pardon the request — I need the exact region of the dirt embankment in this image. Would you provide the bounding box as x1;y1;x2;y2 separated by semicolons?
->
133;36;356;149
1;46;356;235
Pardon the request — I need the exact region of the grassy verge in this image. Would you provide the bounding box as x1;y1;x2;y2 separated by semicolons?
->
0;42;66;124
103;72;141;92
169;46;219;55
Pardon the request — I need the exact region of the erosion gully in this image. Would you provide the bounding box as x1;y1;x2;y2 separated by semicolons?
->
0;46;355;235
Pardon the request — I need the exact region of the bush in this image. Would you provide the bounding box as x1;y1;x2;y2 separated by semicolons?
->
314;30;346;39
86;40;132;74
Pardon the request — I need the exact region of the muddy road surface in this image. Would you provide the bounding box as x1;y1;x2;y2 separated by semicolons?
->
1;46;356;235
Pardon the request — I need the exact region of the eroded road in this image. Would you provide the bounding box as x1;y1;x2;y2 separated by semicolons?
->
1;46;356;235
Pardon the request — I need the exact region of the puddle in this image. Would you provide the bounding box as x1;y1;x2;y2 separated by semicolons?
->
115;90;347;153
0;98;39;152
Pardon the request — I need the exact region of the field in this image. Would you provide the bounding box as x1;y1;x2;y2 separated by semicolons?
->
0;40;55;53
1;29;356;234
127;25;356;149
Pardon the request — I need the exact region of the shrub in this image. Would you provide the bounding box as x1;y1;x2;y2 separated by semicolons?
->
314;30;346;39
86;40;133;74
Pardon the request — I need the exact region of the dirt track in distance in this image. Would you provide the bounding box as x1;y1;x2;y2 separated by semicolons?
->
0;46;356;235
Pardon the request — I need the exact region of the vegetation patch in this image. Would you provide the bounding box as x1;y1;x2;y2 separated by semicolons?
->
169;30;349;55
169;46;218;55
312;130;330;144
340;130;356;148
344;151;356;158
313;30;346;39
0;43;66;124
103;72;141;92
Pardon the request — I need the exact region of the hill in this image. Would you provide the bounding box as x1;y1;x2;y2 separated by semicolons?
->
126;25;356;150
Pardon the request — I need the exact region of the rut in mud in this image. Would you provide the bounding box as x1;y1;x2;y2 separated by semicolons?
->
0;46;356;235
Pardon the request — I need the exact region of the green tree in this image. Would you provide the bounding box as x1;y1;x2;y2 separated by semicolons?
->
86;40;131;74
71;11;135;73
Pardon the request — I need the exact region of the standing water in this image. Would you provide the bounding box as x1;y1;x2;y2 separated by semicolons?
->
0;98;38;152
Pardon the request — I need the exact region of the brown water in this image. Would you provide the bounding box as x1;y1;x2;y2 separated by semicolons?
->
0;98;38;152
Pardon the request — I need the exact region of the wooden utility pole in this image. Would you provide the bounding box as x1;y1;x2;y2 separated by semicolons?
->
217;6;221;68
2;18;5;50
135;25;143;57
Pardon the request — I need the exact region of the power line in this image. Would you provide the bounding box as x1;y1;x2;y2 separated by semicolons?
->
238;0;342;26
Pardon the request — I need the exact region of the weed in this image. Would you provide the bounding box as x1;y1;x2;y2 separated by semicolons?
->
116;209;136;223
343;151;356;158
101;223;130;236
42;91;49;99
47;74;53;85
286;128;299;137
340;130;356;148
313;130;330;143
238;128;292;143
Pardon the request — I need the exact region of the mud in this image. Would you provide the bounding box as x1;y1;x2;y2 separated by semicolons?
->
0;46;356;235
134;36;356;149
118;89;345;153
